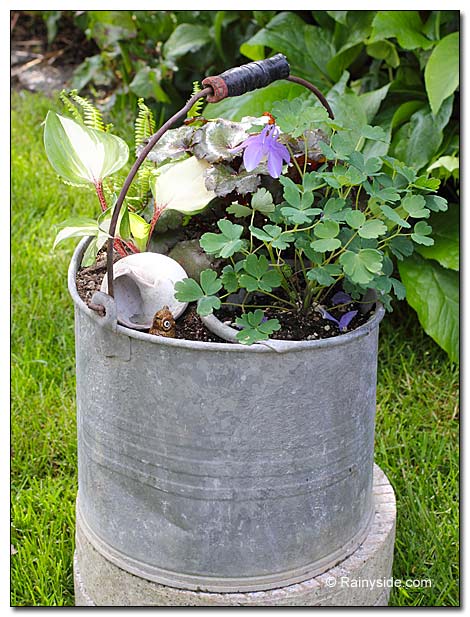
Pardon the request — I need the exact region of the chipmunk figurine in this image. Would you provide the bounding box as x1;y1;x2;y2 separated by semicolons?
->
149;306;176;338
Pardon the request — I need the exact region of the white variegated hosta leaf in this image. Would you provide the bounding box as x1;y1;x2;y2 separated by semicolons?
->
151;156;216;214
53;217;102;249
44;111;129;187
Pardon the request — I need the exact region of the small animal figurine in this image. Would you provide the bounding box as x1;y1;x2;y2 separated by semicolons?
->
149;306;176;338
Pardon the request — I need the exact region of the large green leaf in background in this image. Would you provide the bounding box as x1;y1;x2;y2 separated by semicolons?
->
416;204;459;271
390;96;454;170
163;23;211;59
424;32;460;115
369;11;433;50
204;81;309;121
398;254;459;363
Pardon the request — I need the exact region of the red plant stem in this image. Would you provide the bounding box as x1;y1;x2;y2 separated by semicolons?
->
146;204;164;250
113;238;128;257
95;180;108;212
122;239;140;254
105;87;213;298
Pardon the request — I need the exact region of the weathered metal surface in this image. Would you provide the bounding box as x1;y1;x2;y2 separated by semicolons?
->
74;465;396;606
69;237;385;593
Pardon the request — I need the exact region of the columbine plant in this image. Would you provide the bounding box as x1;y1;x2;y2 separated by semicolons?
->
172;98;447;344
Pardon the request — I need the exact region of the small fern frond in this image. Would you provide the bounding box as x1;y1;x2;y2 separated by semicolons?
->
68;90;105;131
135;98;156;155
59;90;83;123
186;81;205;119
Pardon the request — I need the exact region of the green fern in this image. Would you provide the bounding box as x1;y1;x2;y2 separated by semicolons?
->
58;90;83;123
186;81;204;119
134;98;156;154
59;90;106;131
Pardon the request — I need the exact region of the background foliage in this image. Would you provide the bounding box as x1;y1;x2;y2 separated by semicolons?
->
38;9;459;361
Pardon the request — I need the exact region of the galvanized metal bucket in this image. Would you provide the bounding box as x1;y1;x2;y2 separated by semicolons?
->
70;237;384;593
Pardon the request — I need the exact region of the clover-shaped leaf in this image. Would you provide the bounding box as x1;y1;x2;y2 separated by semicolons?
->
235;309;281;345
339;249;383;285
380;205;411;228
401;195;430;219
249;224;294;250
239;254;282;293
357;219;388;239
306;264;342;285
411;221;434;246
200;219;246;258
174;269;222;316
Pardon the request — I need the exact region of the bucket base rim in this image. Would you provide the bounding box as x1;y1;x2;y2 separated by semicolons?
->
76;494;374;593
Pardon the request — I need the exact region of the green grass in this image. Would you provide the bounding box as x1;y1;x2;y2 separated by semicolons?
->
11;90;459;607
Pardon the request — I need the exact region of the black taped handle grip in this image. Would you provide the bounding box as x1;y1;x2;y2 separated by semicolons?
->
202;54;290;103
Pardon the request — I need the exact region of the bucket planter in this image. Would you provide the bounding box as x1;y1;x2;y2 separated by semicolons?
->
69;236;385;595
42;54;446;605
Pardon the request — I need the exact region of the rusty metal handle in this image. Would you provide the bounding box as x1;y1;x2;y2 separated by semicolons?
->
99;59;334;306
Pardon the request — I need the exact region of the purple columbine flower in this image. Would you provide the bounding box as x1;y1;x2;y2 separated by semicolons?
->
229;124;290;178
318;306;358;332
331;291;352;306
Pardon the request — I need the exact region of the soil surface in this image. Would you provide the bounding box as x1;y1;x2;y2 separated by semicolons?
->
75;247;372;344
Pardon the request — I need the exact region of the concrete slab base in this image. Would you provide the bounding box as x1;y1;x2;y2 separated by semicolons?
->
74;465;396;607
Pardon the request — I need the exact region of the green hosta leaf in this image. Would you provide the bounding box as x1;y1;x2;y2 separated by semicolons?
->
151;157;216;215
306;264;342;285
239;254;282;293
411;221;434;246
427;155;459;179
416;205;458;271
44;111;129;187
340;249;383;285
366;39;400;68
358;219;388;239
398;253;459;363
390;97;453;170
345;210;365;229
402;194;430;219
163;24;211;59
235;309;281;345
204;81;308;122
370;11;433;50
310;238;341;253
424;32;459;115
53;217;102;249
200;219;245;258
249;224;294;250
380;205;411;229
128;212;151;252
314;220;340;239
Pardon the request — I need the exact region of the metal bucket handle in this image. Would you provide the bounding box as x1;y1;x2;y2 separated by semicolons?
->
97;54;334;307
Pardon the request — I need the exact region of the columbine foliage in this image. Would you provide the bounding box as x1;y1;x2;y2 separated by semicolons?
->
175;98;447;344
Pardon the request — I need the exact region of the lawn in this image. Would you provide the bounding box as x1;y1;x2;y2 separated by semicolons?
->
10;90;459;607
